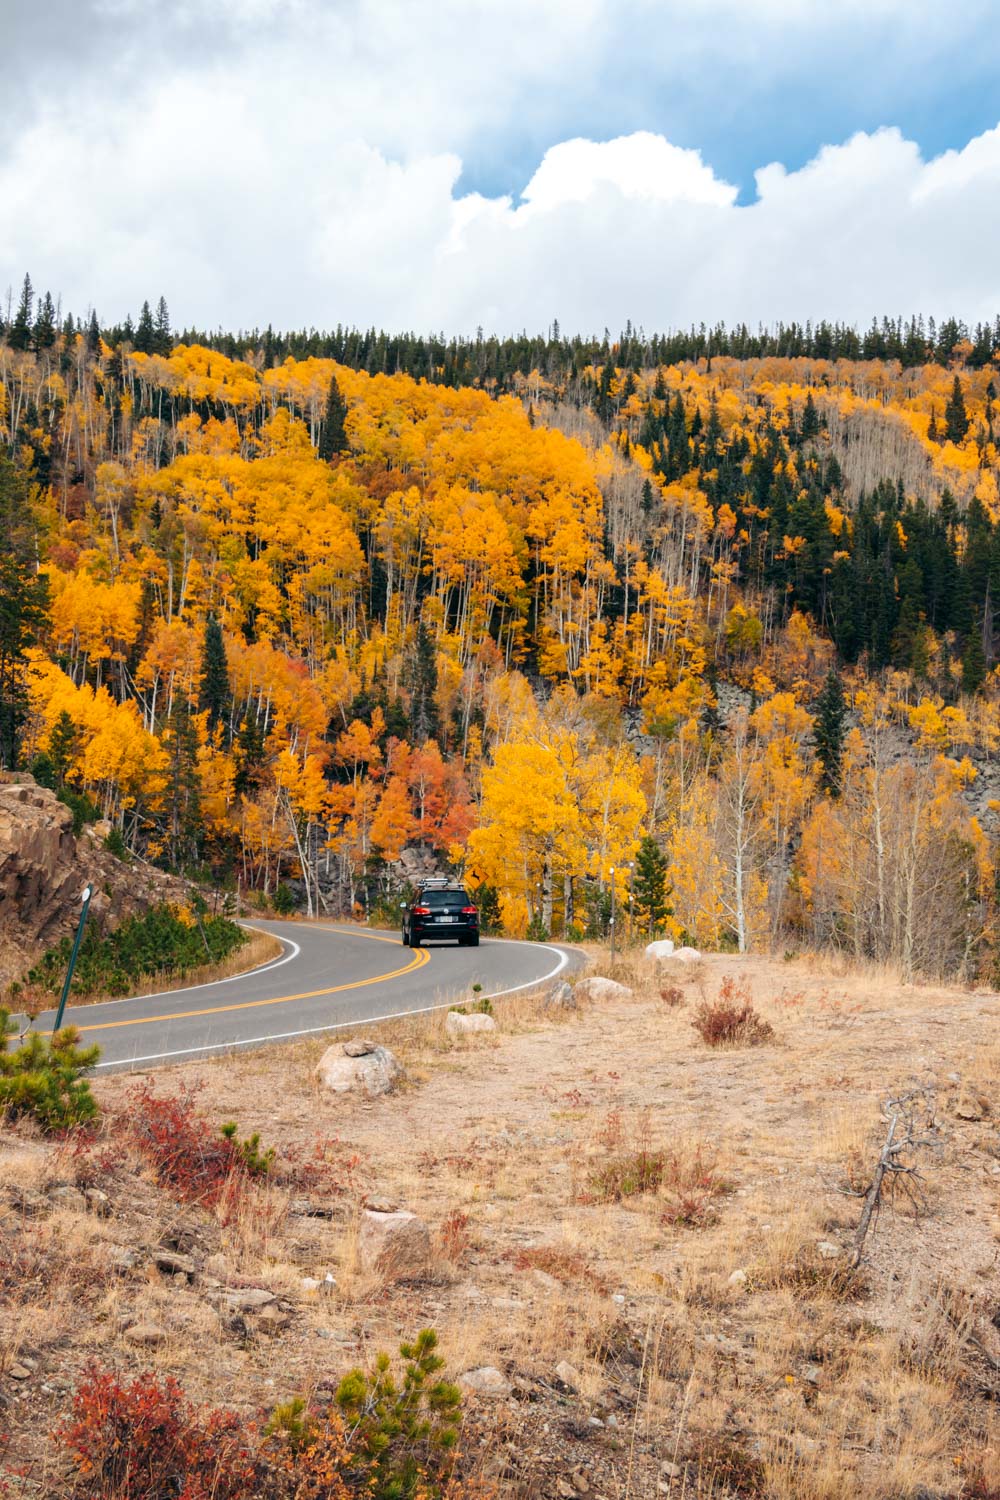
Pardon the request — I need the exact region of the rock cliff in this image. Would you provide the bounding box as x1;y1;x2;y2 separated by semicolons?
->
0;775;187;995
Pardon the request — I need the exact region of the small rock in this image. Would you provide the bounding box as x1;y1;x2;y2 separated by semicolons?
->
123;1323;168;1346
255;1303;291;1333
316;1043;404;1097
343;1038;376;1057
587;1416;605;1428
108;1246;140;1275
153;1250;195;1277
365;1196;395;1213
555;1360;582;1391
204;1253;229;1278
660;1462;682;1480
458;1366;512;1399
954;1095;984;1122
571;1468;590;1494
557;1481;577;1499
359;1209;432;1279
9;1364;33;1381
221;1288;276;1311
47;1186;86;1212
611;1293;625;1304
728;1268;748;1286
84;1188;110;1217
289;1198;334;1218
816;1241;841;1260
301;1277;321;1293
572;977;633;1003
800;1363;823;1387
546;980;577;1009
445;1010;497;1036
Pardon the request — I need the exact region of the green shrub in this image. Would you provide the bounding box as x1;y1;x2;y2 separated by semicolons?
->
0;1007;100;1132
272;883;296;916
103;826;129;862
26;905;248;999
220;1121;275;1177
334;1329;462;1499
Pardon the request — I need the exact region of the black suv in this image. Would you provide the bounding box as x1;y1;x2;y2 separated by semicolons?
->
402;887;479;947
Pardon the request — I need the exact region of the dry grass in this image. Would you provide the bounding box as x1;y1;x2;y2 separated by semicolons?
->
1;944;998;1498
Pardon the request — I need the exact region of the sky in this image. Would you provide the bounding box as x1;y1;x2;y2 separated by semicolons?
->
1;0;999;337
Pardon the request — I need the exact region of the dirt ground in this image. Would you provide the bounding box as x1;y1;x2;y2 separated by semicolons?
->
1;947;998;1498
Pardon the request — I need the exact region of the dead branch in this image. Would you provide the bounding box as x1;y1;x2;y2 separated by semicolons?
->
851;1088;938;1268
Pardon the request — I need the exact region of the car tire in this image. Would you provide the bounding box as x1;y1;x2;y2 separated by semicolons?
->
401;928;409;946
468;934;479;947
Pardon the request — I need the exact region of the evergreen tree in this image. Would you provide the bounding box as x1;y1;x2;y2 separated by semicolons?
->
85;310;101;354
632;835;671;936
962;621;987;695
33;291;56;350
163;700;202;869
813;669;847;797
8;274;33;351
199;616;231;736
408;621;439;744
154;296;171;355
317;373;349;459
800;391;820;438
135;300;155;354
944;376;969;443
928;406;939;443
48;710;80;787
0;458;49;768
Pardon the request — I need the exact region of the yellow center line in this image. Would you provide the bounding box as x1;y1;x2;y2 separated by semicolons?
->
50;928;430;1036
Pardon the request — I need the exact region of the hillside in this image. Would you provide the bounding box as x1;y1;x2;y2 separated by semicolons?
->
3;318;1000;981
1;952;997;1498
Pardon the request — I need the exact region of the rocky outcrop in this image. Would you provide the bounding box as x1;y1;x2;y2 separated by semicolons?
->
0;774;187;994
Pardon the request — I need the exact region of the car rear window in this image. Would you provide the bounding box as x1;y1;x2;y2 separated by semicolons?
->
422;890;470;907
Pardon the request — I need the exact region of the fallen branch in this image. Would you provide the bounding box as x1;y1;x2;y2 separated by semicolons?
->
851;1088;937;1268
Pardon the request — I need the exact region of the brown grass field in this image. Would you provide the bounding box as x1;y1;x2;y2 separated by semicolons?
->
1;947;998;1497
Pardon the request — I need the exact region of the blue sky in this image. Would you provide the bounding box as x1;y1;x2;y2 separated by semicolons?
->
1;0;998;334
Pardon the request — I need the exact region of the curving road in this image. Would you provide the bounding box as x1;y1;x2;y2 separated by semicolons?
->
34;920;582;1072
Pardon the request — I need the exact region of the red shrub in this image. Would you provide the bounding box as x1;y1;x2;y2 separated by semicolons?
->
691;976;774;1048
56;1366;258;1500
121;1085;264;1209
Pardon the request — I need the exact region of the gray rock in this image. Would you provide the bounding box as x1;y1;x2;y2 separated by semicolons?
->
572;977;633;1003
816;1241;842;1260
221;1288;276;1311
47;1186;86;1212
445;1010;496;1036
343;1038;376;1057
153;1250;195;1277
84;1188;110;1217
458;1366;511;1399
546;980;577;1009
359;1209;432;1279
555;1359;582;1391
316;1042;404;1097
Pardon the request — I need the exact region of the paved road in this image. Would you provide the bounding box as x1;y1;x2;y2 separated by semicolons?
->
34;920;581;1071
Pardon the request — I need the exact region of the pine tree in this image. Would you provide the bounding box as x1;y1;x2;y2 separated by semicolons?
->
928;406;940;443
962;621;986;695
33;291;56;350
408;621;440;744
199;616;231;736
135;300;155;354
86;310;101;354
944;376;969;443
814;669;847;797
800;391;820;438
317;373;348;460
633;834;671;936
8;274;33;351
48;710;80;787
163;700;202;869
0;458;49;769
153;296;171;355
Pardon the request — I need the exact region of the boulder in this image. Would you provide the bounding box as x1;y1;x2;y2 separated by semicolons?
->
645;939;675;960
545;980;577;1009
458;1366;512;1399
359;1209;432;1279
316;1042;404;1096
668;946;702;963
221;1288;276;1311
343;1038;376;1057
445;1010;497;1036
572;976;634;1003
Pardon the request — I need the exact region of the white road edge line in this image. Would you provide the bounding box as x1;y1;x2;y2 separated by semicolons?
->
93;941;570;1070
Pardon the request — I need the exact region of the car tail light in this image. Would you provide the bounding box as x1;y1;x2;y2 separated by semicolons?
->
462;906;478;915
411;905;430;916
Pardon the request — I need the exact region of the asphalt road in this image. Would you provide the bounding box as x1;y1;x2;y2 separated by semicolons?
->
34;920;582;1072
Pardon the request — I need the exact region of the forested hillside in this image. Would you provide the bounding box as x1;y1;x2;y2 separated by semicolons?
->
3;280;1000;980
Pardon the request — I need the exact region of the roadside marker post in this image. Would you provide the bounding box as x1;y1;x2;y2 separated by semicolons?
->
53;883;93;1034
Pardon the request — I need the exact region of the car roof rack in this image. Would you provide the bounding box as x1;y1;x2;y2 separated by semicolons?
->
419;876;456;889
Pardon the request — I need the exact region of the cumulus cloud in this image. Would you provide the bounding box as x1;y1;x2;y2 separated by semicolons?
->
0;1;997;334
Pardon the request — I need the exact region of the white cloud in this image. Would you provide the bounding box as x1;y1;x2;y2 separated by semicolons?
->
0;2;997;335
